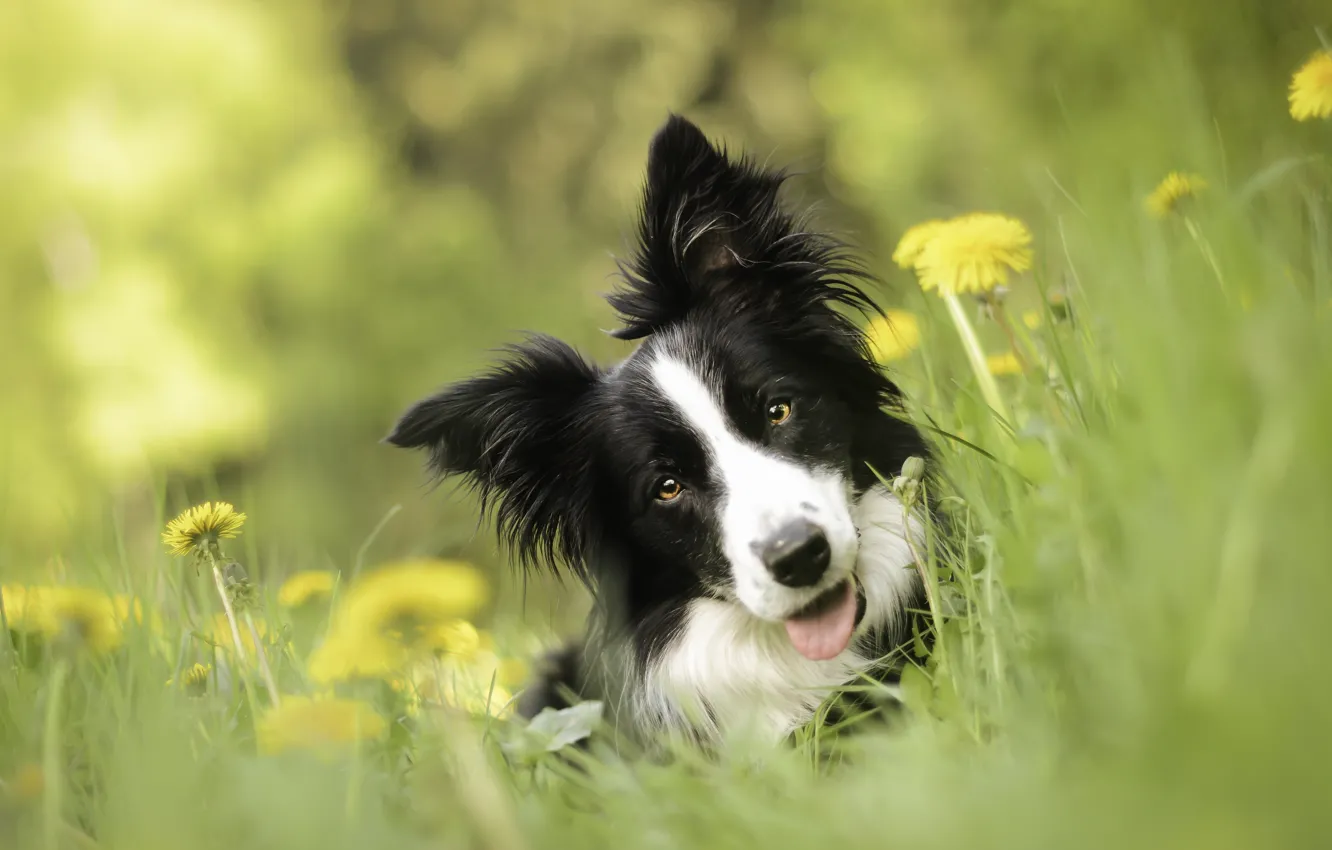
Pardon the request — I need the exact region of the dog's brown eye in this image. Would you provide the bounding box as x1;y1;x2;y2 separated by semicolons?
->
655;478;684;502
767;400;792;425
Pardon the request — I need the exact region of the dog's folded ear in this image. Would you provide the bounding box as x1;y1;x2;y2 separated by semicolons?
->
609;113;875;341
385;335;600;578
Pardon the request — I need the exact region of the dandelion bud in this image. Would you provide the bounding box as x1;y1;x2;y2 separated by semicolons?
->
891;477;920;506
224;568;259;612
901;456;926;482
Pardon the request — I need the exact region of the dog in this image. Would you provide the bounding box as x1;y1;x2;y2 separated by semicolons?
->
387;114;931;746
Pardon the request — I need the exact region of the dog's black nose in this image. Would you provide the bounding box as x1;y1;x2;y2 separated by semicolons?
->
755;519;831;588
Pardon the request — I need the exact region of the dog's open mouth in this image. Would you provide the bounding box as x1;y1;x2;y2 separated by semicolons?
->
783;577;864;662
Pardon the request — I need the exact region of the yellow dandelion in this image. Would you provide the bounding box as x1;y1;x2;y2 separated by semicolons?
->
277;571;337;608
914;213;1034;297
111;594;144;624
52;588;122;652
892;219;946;269
986;352;1023;376
1145;172;1208;218
162;502;246;557
307;631;405;684
308;560;486;683
5;586;121;653
111;594;166;634
1290;51;1332;121
1021;310;1043;330
167;663;213;696
424;618;483;659
255;696;387;756
337;559;487;647
206;613;288;659
2;584;30;625
184;662;212;693
462;684;514;719
388;676;424;717
865;310;921;363
497;656;530;689
413;662;514;719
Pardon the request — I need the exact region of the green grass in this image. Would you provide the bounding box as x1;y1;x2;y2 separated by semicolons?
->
4;113;1332;850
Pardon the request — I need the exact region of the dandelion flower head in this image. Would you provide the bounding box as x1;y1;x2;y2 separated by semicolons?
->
1289;51;1332;122
2;584;31;624
412;663;515;719
307;630;406;684
208;613;287;658
112;594;167;636
255;696;387;756
892;220;946;269
278;571;337;608
162;502;246;556
308;560;485;683
5;586;122;653
336;559;487;647
986;352;1023;376
497;656;530;688
168;663;212;696
424;618;483;659
913;213;1034;297
1146;172;1208;218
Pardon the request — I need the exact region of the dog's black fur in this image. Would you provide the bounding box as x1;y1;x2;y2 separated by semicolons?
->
388;115;930;745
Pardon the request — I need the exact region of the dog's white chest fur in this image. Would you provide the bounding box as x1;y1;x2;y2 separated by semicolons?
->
636;486;921;743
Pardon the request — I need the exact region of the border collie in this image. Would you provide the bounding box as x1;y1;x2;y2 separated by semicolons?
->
387;115;930;746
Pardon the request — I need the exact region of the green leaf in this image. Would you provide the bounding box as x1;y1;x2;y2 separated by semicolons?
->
501;701;604;763
899;663;933;712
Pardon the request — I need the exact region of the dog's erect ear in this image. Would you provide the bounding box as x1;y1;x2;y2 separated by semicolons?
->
640;115;756;278
608;114;876;341
607;115;779;340
385;335;600;578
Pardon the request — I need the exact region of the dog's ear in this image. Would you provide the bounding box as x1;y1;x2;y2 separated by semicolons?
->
608;114;875;340
385;335;600;579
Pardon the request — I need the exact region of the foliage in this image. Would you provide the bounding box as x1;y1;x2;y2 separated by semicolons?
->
3;1;1332;849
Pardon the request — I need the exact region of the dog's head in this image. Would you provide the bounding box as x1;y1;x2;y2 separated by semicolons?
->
388;116;923;659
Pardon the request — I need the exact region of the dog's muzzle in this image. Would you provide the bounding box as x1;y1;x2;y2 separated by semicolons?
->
752;518;832;588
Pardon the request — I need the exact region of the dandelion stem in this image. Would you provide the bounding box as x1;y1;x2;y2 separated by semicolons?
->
205;549;268;718
208;554;250;666
943;292;1012;426
244;611;281;708
903;501;946;671
1183;216;1228;297
42;659;69;850
353;504;402;581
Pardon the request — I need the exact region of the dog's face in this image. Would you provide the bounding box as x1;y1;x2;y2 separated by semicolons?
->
388;116;922;658
601;320;865;628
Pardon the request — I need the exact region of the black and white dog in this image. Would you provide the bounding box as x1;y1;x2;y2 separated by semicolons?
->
388;115;930;746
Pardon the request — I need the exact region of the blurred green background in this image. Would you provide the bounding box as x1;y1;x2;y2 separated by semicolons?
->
0;0;1324;594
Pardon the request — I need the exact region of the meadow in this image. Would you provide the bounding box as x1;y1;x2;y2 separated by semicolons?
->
3;6;1332;850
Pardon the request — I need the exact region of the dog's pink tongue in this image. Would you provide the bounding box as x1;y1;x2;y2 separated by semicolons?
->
784;581;857;661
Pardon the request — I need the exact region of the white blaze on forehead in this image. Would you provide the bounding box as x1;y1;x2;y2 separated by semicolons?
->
648;355;859;621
